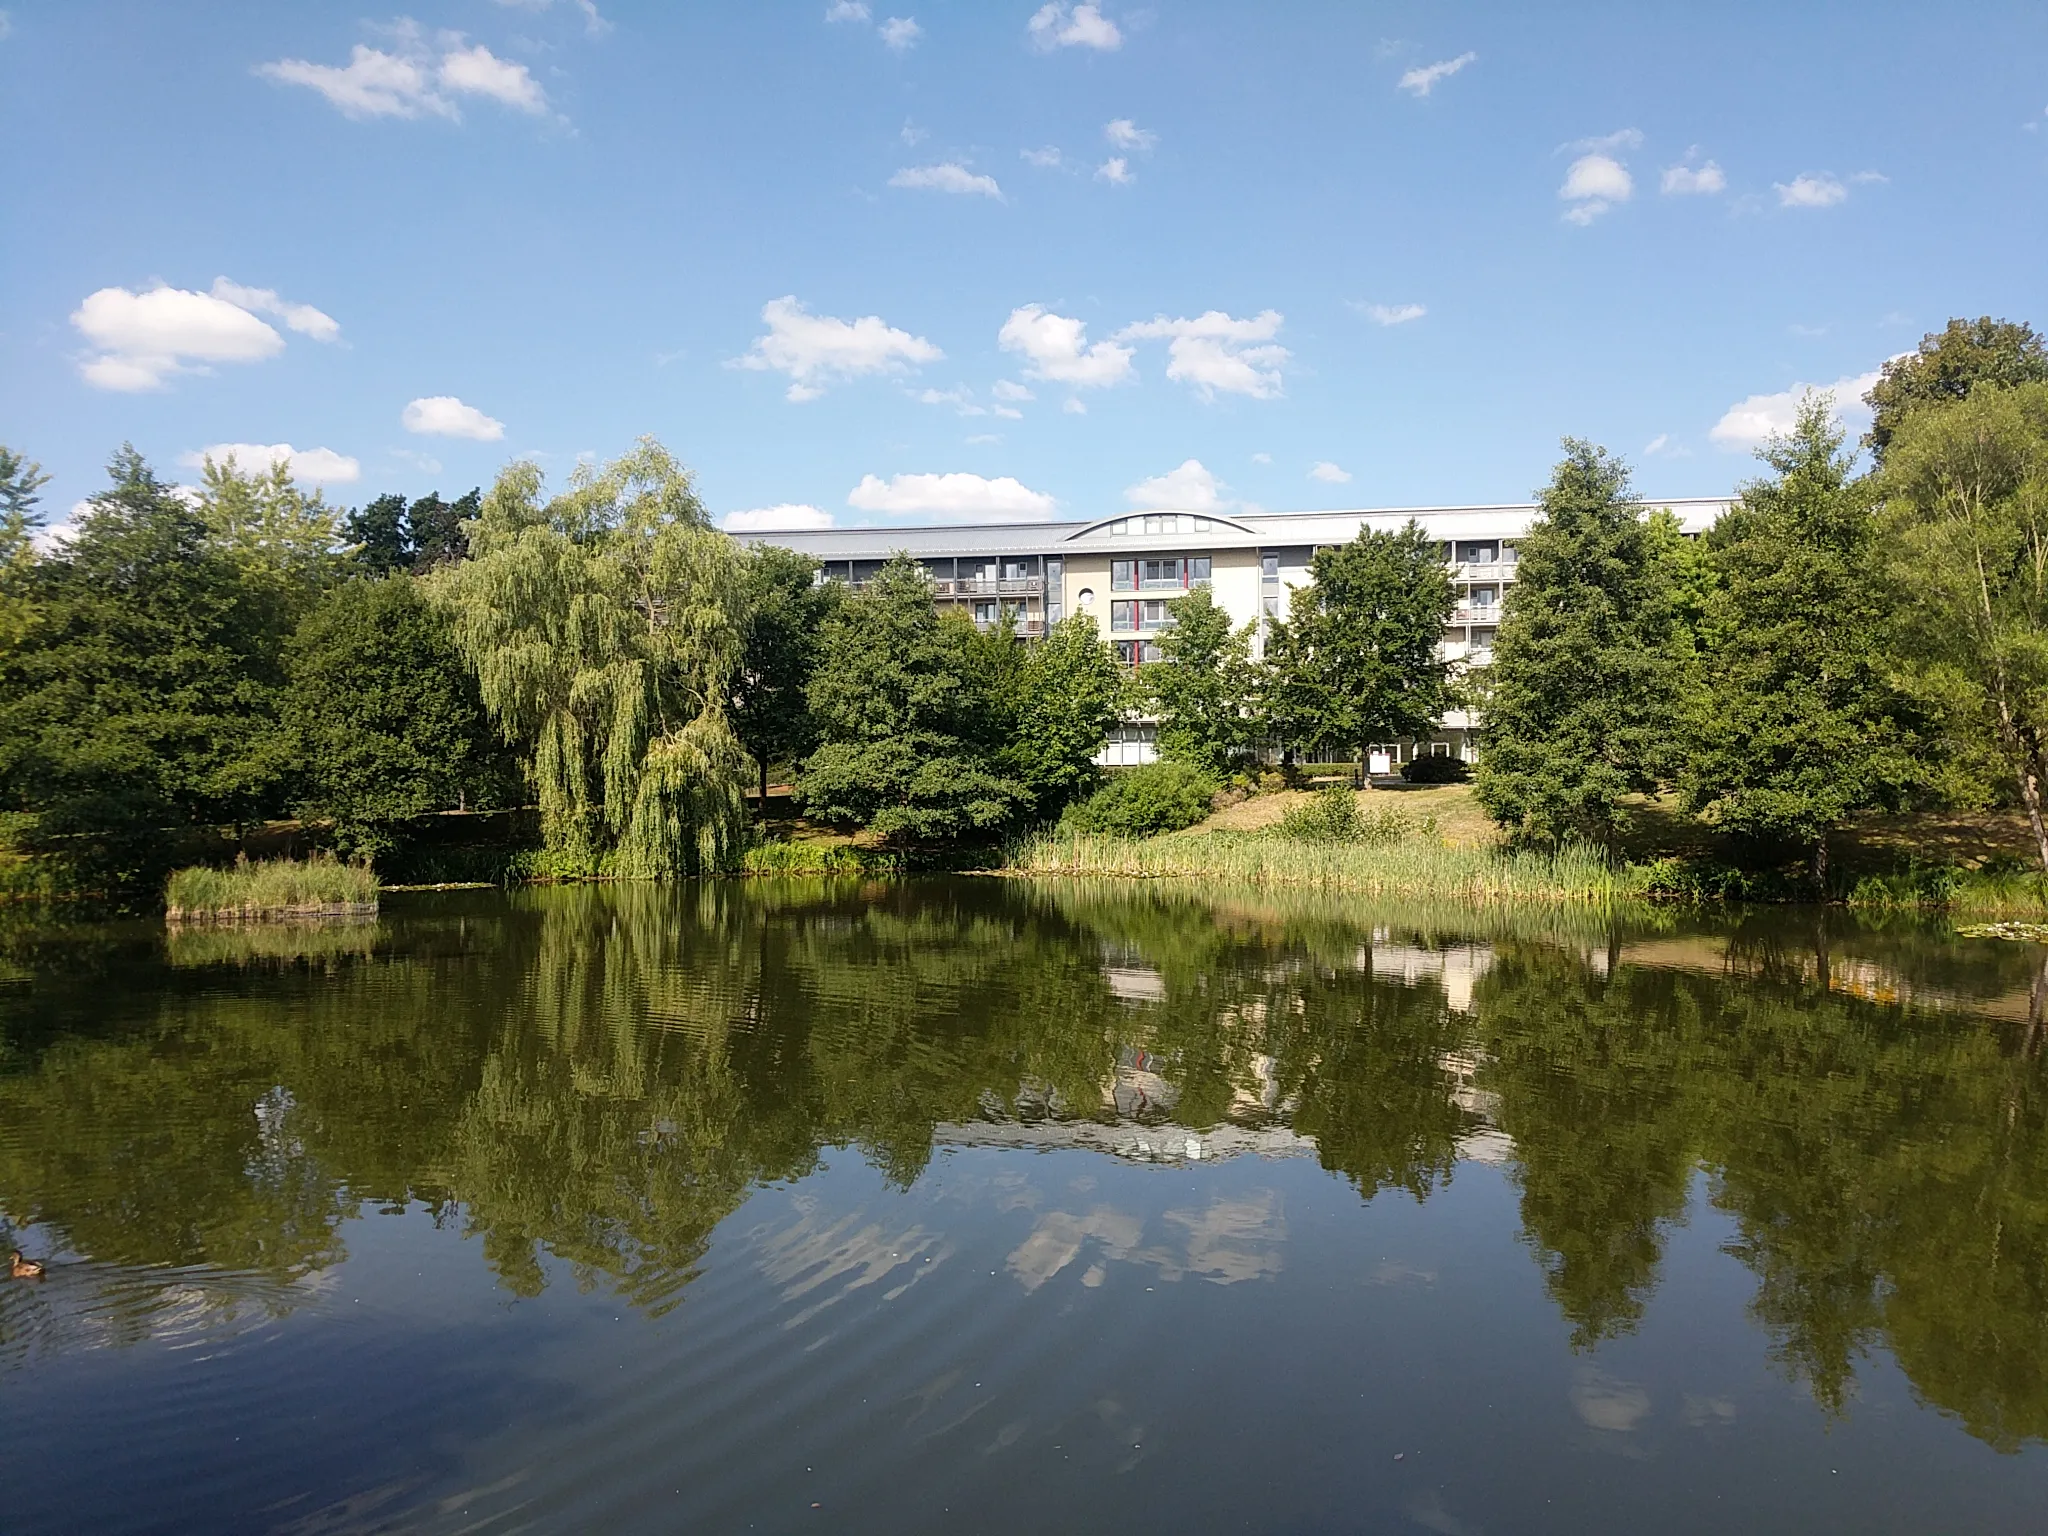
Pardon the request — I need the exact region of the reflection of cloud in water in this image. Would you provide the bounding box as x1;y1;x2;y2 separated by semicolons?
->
1682;1392;1736;1427
1008;1207;1144;1292
1369;1259;1437;1287
1407;1487;1483;1536
754;1195;951;1327
1572;1367;1651;1432
1009;1192;1287;1292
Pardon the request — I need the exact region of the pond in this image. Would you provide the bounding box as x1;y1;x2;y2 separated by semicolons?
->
2;879;2046;1533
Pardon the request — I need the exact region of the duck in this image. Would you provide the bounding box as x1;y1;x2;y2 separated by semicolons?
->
10;1250;44;1280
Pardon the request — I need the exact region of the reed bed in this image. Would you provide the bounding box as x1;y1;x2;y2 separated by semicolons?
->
1009;828;1649;906
164;854;379;921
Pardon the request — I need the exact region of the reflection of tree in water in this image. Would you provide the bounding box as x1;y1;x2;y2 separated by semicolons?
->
2;885;2046;1448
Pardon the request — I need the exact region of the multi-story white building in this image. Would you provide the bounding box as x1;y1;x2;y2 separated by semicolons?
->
739;499;1729;766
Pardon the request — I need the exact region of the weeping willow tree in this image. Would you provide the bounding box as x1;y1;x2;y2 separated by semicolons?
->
433;440;753;877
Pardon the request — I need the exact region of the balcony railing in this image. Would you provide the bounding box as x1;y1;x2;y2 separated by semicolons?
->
973;618;1046;637
1451;604;1502;624
937;576;1044;598
1454;561;1514;582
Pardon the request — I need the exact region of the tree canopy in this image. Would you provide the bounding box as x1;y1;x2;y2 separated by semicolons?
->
730;544;840;808
1864;317;2048;462
1147;584;1259;776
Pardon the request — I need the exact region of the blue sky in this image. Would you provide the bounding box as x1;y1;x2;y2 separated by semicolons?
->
4;1;2045;531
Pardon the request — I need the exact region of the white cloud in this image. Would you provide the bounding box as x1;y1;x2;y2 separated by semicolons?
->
1105;117;1156;151
0;12;12;42
916;386;987;416
1021;145;1063;168
723;503;834;532
824;1;870;19
1397;51;1476;97
890;162;1003;198
900;120;927;145
72;283;289;390
1643;433;1669;455
1126;459;1227;512
1000;305;1136;388
402;395;506;440
1028;2;1120;51
258;29;549;120
1661;160;1726;195
991;379;1034;402
1851;169;1888;185
1095;156;1133;185
1709;369;1884;449
847;472;1058;521
878;16;921;49
733;296;942;401
1775;173;1847;208
965;433;1002;444
1062;398;1087;415
1559;153;1632;224
1308;461;1351;484
1114;310;1289;400
493;0;610;35
1564;127;1643;154
1250;451;1272;465
438;44;548;113
1358;301;1426;326
209;278;342;342
182;443;362;485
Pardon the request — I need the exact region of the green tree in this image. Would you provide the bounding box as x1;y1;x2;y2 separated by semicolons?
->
0;444;52;648
1147;584;1259;776
1263;521;1455;768
1878;383;2048;869
0;448;289;886
1005;614;1126;815
433;440;752;877
1682;395;1926;885
344;493;411;575
194;452;343;611
1475;442;1684;848
1864;317;2048;462
282;576;520;857
406;489;478;569
730;544;839;811
800;555;1029;841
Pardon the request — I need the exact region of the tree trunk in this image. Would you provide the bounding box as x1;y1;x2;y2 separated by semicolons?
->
1812;835;1829;898
2013;729;2048;876
758;758;770;822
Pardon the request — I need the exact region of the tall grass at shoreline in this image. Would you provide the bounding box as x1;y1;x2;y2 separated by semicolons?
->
165;854;378;920
1009;828;1648;906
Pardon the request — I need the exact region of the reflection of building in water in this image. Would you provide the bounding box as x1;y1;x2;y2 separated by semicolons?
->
1104;964;1165;1004
1366;933;1495;1013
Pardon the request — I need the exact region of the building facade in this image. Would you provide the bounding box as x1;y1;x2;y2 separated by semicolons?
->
738;499;1729;766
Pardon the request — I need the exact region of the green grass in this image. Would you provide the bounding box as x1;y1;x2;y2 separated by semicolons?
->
164;854;379;920
740;840;905;875
1008;827;1647;906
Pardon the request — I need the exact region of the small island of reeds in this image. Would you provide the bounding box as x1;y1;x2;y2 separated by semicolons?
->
165;853;379;923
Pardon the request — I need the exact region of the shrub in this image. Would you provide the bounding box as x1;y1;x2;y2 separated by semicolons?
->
1401;754;1471;784
1277;785;1366;843
1062;760;1217;837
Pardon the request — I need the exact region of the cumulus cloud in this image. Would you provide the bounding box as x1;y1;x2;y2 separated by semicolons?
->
1775;173;1848;208
1709;369;1885;449
1662;160;1727;195
1308;461;1351;484
1000;305;1136;388
1028;2;1120;51
257;27;549;120
1020;145;1063;168
493;0;610;35
991;379;1034;402
1114;310;1289;400
182;443;362;485
402;395;506;440
1559;153;1633;224
824;1;870;19
1095;156;1133;185
723;503;834;532
733;296;942;401
890;162;1003;198
72;283;301;390
1126;459;1227;512
878;16;921;49
1564;127;1643;154
1062;398;1087;415
847;472;1058;522
1397;50;1476;97
208;278;342;342
1358;301;1426;326
1105;117;1156;151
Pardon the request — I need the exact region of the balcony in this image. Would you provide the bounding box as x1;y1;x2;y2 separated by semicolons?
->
1451;604;1503;624
972;617;1046;637
1454;562;1514;582
937;576;1044;598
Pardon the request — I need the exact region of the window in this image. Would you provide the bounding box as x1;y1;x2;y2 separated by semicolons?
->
1001;559;1033;581
1139;599;1173;630
1141;640;1164;664
1189;556;1211;583
1114;640;1138;666
1261;552;1279;579
1263;594;1281;619
1471;586;1498;608
1076;586;1095;608
1111;600;1135;631
973;601;998;625
1111;560;1135;592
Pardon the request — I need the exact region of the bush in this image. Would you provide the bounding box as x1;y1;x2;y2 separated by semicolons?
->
1061;761;1217;837
165;853;378;919
1401;754;1471;784
1275;787;1410;846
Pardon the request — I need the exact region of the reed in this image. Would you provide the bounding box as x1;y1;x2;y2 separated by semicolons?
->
1007;828;1648;906
164;853;379;921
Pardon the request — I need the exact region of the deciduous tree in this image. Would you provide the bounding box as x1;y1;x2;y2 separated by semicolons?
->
1864;317;2048;462
730;544;839;811
1147;584;1259;776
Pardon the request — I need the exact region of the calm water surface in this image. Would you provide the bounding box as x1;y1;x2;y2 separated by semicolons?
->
3;879;2046;1533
